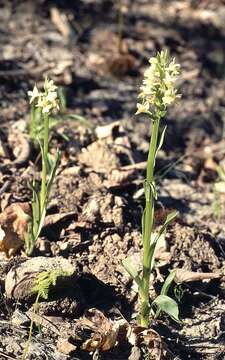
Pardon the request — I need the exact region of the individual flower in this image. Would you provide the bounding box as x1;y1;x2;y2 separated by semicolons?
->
36;97;52;114
136;50;180;115
44;78;57;93
28;85;41;104
136;102;150;115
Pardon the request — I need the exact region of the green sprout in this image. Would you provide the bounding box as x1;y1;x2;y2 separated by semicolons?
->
22;269;72;359
123;50;181;328
25;79;60;255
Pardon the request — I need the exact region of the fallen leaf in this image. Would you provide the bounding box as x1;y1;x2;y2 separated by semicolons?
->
79;308;127;352
0;202;31;258
127;326;162;360
174;268;221;284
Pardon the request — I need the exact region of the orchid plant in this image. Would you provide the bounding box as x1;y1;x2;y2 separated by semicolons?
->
25;79;60;255
123;50;181;327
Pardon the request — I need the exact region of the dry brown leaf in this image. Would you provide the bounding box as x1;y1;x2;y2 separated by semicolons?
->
80;308;127;352
127;326;162;360
0;202;31;258
174;268;221;284
76;309;167;358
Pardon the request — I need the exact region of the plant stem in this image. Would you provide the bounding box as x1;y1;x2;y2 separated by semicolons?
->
40;112;49;214
30;103;36;141
22;292;40;359
139;114;160;328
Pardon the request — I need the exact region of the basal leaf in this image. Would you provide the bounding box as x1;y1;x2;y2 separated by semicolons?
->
155;271;176;318
122;256;143;295
152;294;180;322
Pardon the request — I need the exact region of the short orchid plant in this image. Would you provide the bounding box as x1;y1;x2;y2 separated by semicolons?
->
25;79;60;255
123;50;181;327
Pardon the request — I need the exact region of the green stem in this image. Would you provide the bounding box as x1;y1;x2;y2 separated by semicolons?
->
139;114;160;328
30;103;36;141
40;112;49;214
22;292;41;359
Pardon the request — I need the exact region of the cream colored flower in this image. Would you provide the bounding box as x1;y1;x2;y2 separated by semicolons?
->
28;79;59;114
135;102;150;115
44;78;57;93
36;97;51;113
28;85;41;104
136;50;180;115
46;91;58;103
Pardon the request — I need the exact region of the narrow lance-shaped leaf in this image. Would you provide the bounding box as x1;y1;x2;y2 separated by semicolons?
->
153;210;178;245
46;150;60;197
122;256;144;297
155;125;167;159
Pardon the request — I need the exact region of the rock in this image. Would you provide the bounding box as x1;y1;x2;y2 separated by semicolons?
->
11;309;30;327
5;257;75;300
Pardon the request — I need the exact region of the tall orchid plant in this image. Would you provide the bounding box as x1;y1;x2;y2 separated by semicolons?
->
123;50;181;327
25;79;60;255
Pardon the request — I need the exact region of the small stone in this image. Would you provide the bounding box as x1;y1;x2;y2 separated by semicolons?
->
57;338;76;355
5;256;75;300
6;342;21;355
11;309;30;327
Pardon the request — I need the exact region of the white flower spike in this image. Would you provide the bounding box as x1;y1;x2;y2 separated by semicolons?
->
28;79;59;115
136;50;180;115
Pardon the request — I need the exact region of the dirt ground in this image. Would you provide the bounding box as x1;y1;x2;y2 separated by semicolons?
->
0;0;225;359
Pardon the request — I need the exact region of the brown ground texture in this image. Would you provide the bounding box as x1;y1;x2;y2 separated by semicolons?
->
0;0;225;359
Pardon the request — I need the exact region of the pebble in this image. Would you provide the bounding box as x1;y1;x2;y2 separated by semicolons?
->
11;309;30;327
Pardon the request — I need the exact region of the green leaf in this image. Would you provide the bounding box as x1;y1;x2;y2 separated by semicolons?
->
122;256;144;295
30;181;41;237
155;126;167;158
154;210;178;245
142;208;146;242
152;294;180;322
149;232;166;271
34;207;46;242
155;271;176;318
46;150;60;197
160;271;176;296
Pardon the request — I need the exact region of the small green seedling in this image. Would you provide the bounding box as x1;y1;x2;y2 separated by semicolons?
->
25;79;60;255
22;269;72;360
123;50;181;327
